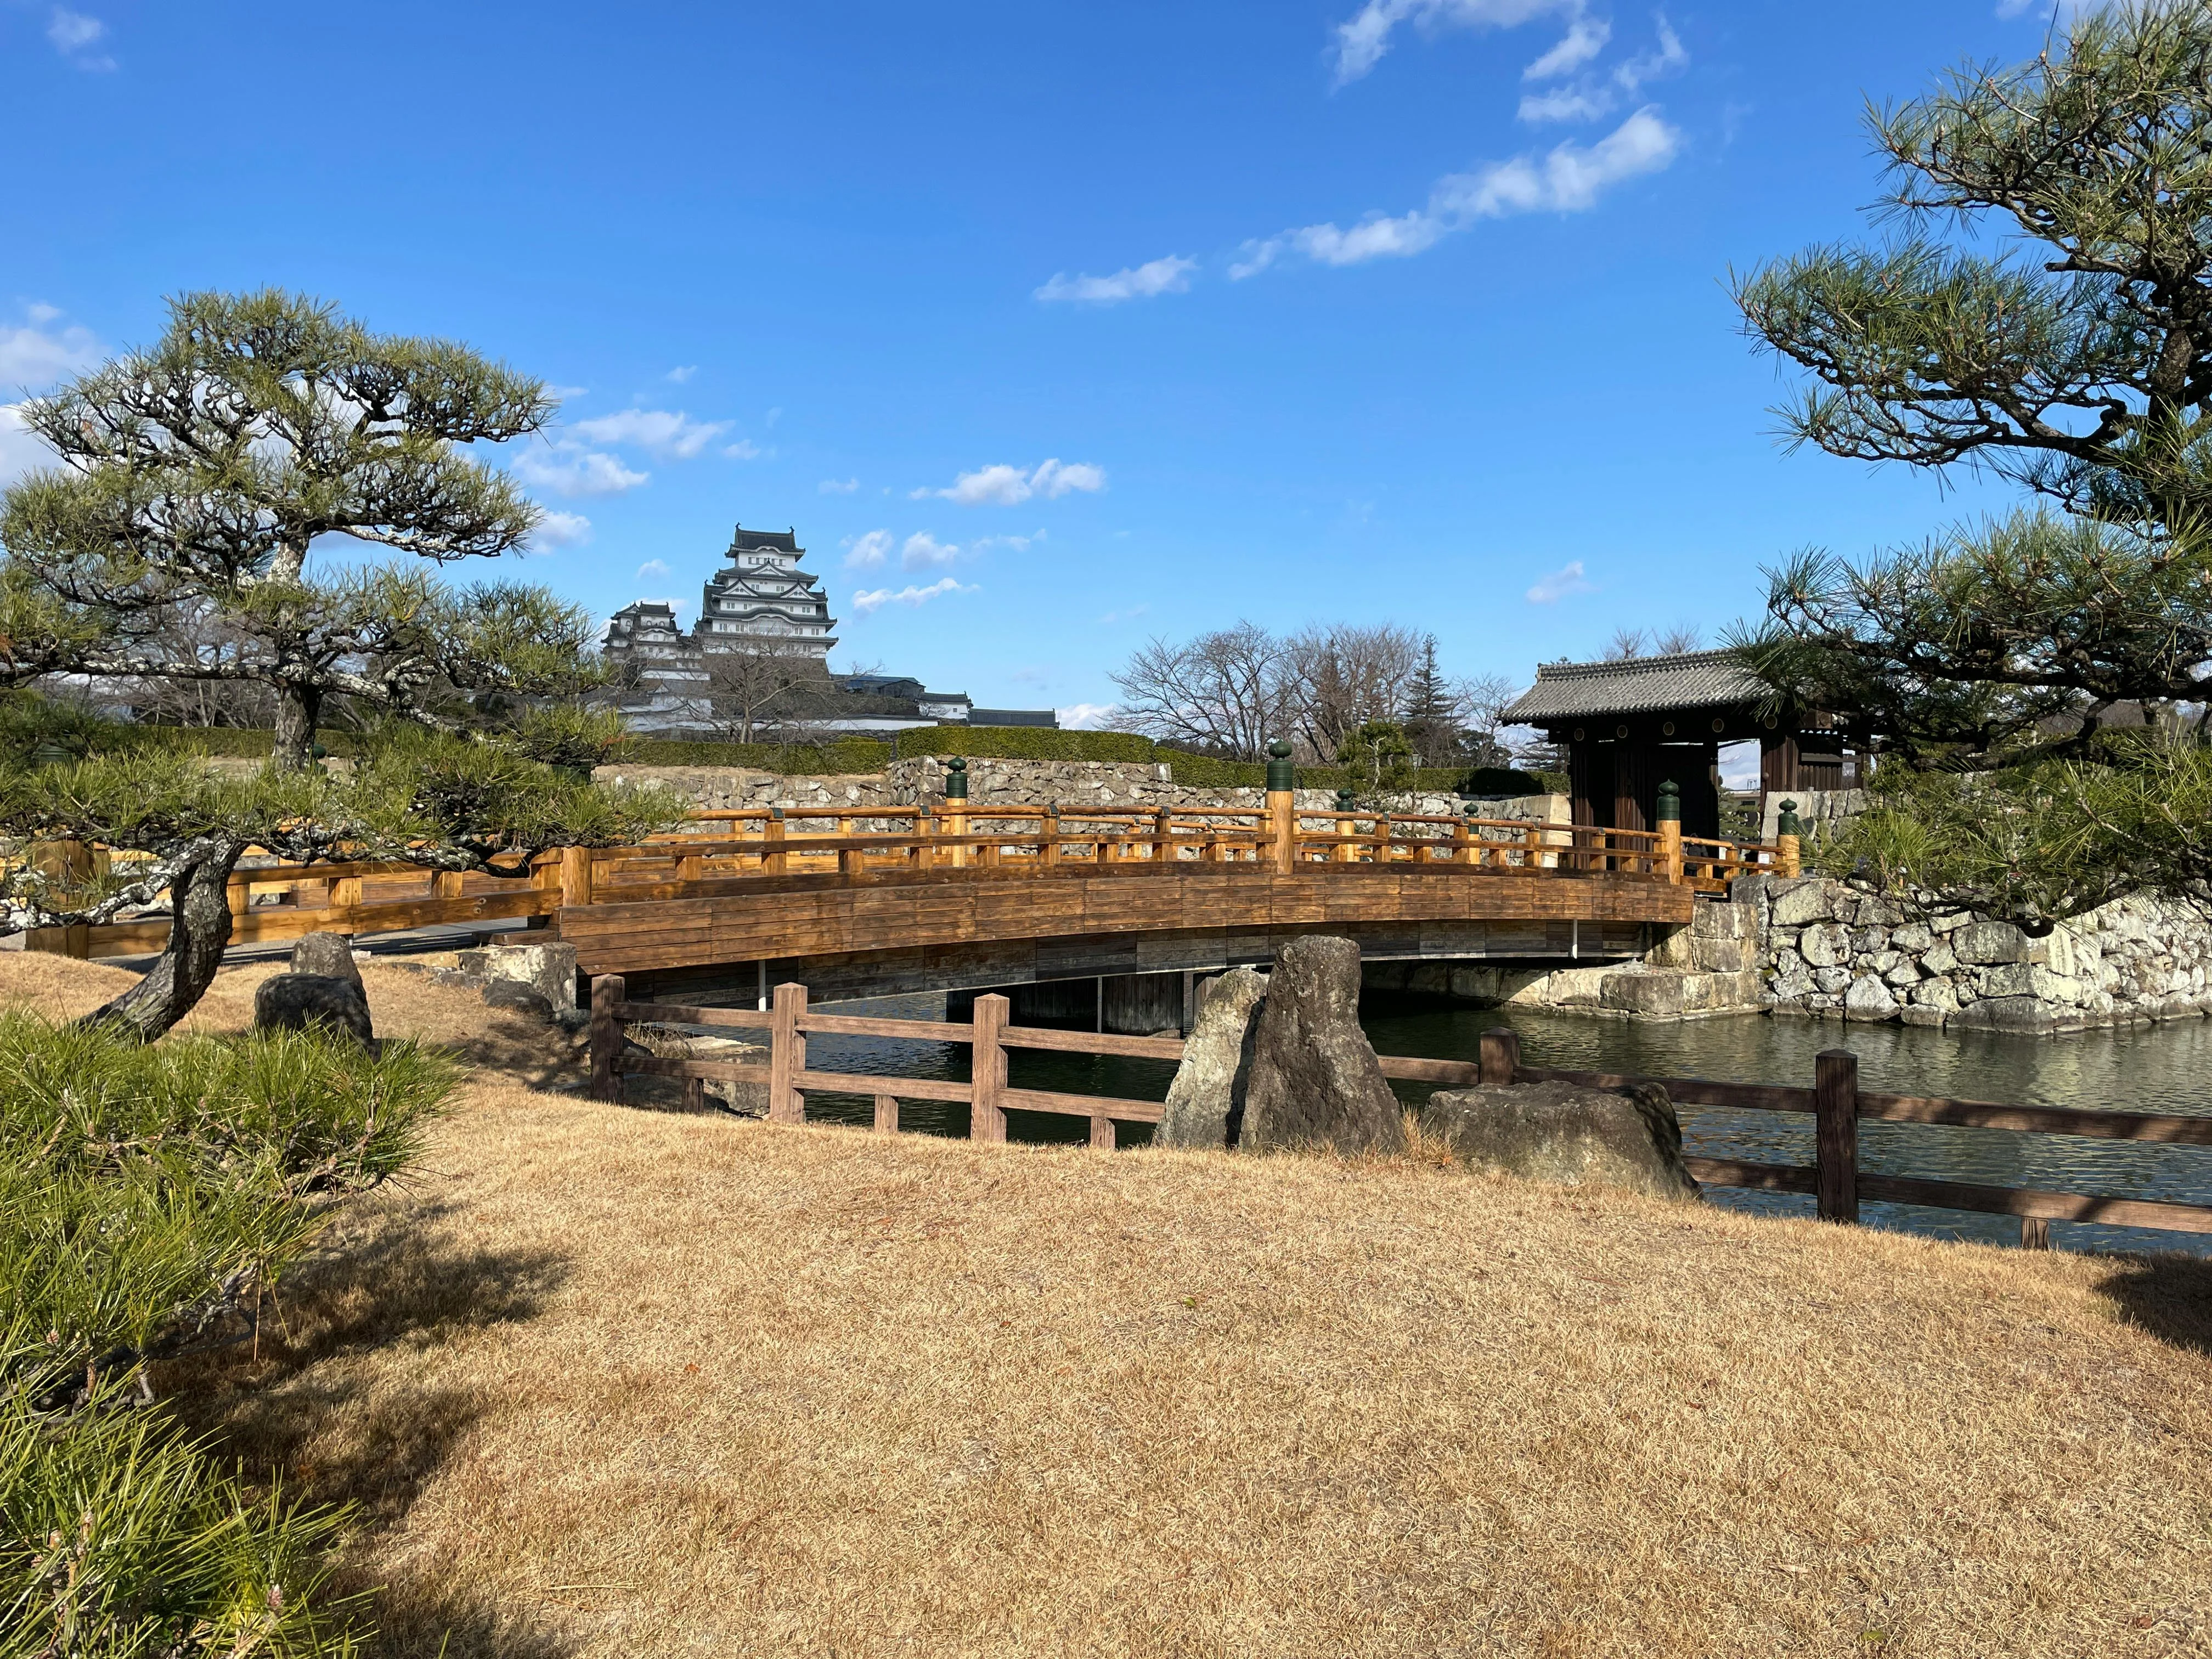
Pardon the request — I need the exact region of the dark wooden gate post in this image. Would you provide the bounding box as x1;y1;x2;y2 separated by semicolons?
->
1814;1049;1859;1223
1479;1027;1522;1088
589;973;625;1103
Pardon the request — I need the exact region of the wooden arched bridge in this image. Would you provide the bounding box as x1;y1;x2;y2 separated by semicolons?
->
32;801;1791;1002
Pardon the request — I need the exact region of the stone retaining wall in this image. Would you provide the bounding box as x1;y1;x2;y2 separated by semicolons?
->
1745;875;2212;1032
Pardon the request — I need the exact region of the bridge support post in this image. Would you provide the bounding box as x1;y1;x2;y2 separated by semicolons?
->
1265;739;1296;873
589;973;625;1103
770;981;807;1125
970;991;1008;1143
1479;1026;1521;1088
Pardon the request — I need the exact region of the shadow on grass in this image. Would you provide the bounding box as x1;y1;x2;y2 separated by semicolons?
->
2095;1251;2212;1356
162;1199;577;1658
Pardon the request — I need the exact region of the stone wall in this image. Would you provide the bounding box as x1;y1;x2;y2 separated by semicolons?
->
1746;875;2212;1032
594;758;1565;824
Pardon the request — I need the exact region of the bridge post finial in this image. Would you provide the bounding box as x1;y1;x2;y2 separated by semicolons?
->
1265;738;1295;794
1775;798;1802;878
944;755;969;802
1655;779;1683;884
1265;740;1296;873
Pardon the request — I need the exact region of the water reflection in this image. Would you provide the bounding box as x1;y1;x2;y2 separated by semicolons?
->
794;989;2212;1259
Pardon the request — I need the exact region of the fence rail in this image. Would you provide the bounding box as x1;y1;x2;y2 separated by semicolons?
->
590;980;2212;1247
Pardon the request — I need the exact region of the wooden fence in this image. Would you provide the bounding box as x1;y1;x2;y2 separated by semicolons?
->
589;979;2212;1246
21;806;1784;961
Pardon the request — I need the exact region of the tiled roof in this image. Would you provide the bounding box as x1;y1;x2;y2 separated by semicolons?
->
1503;650;1770;724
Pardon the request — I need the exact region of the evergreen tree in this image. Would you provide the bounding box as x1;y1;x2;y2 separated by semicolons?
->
1401;635;1461;767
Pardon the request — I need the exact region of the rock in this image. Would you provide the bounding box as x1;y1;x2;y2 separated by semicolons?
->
483;979;556;1021
1800;923;1851;968
1928;911;1972;933
255;972;375;1047
1770;881;1837;927
1884;961;1921;987
1850;926;1891;955
1920;940;1957;975
1843;975;1898;1021
1954;921;2029;964
624;1026;771;1114
1239;936;1407;1156
454;942;579;1014
1889;923;1933;953
1770;966;1815;1002
1419;1080;1700;1202
1155;967;1267;1149
288;931;362;989
1812;966;1852;993
1951;994;2060;1032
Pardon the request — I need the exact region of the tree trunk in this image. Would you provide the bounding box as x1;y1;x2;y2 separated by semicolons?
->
81;839;245;1042
271;682;323;772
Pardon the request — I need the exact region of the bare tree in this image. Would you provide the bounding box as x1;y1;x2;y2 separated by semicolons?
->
1654;623;1704;653
1110;622;1290;759
1605;626;1649;661
1282;622;1424;760
1451;671;1524;768
690;641;828;742
105;596;280;727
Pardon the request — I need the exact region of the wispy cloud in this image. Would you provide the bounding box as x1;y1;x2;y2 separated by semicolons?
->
851;577;975;614
569;408;729;460
665;365;698;383
47;7;115;69
917;458;1107;506
1035;256;1198;306
0;405;52;488
969;532;1036;555
901;532;961;570
819;476;860;494
528;511;592;550
1525;12;1608;78
1525;560;1595;603
842;529;893;570
1057;702;1120;729
1099;603;1150;625
1232;108;1679;275
514;444;649;497
724;439;763;460
0;303;100;391
1522;16;1686;123
636;557;670;578
1330;0;1582;86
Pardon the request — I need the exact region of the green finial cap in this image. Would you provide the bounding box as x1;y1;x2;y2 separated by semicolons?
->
944;754;969;801
1266;738;1295;793
1656;779;1680;823
1335;786;1357;811
1777;798;1802;838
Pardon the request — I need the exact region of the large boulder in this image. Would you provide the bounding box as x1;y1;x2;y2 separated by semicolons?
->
1239;937;1407;1156
1155;968;1267;1149
1420;1080;1701;1202
288;930;362;989
255;972;375;1047
455;941;579;1014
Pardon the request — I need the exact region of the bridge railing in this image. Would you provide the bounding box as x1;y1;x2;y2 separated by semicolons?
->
591;980;2212;1248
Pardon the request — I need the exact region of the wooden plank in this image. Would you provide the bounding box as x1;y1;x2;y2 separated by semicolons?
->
1517;1065;1815;1115
1860;1092;2212;1145
613;1001;775;1030
1002;1087;1165;1124
1857;1172;2212;1235
1686;1156;1818;1195
1378;1054;1484;1087
799;1011;978;1042
795;1068;973;1104
999;1026;1187;1060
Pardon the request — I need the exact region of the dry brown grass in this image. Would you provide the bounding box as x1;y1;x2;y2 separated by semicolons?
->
8;952;2212;1656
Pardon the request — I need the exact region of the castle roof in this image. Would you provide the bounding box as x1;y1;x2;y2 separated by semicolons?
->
1504;650;1771;725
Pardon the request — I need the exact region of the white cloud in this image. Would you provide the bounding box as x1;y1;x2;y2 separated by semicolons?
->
1516;16;1685;125
1613;16;1686;93
969;533;1034;555
819;476;860;494
514;444;649;496
1035;256;1198;306
724;439;762;460
47;7;114;66
0;306;100;391
850;577;975;614
568;408;729;460
636;557;670;578
1057;702;1120;730
1233;108;1680;275
0;404;54;487
1330;0;1580;86
919;458;1108;506
1525;13;1609;78
901;532;961;570
1519;84;1615;123
1099;603;1150;624
529;511;593;550
547;383;588;400
665;365;698;382
842;529;893;570
1525;560;1595;603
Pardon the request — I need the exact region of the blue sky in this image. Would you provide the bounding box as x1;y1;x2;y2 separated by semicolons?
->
3;0;2071;722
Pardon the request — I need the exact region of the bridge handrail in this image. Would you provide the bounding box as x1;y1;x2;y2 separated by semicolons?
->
592;982;2212;1244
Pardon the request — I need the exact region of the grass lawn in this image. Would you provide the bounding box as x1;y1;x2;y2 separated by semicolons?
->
5;950;2210;1657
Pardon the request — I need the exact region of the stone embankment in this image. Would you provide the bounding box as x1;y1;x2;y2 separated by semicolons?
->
1746;876;2212;1033
594;757;1561;823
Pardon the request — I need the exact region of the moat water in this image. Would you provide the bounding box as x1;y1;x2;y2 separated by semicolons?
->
792;991;2212;1258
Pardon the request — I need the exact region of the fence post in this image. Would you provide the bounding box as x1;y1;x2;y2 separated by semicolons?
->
770;981;808;1124
1479;1026;1521;1088
558;845;595;911
1040;808;1060;868
589;973;625;1103
1153;806;1172;865
1776;799;1803;879
970;991;1008;1143
1265;739;1296;873
874;1093;900;1136
1655;780;1684;884
1814;1049;1859;1223
944;759;970;869
764;809;788;874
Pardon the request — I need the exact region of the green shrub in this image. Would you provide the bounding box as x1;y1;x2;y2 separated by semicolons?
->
0;1015;451;1653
